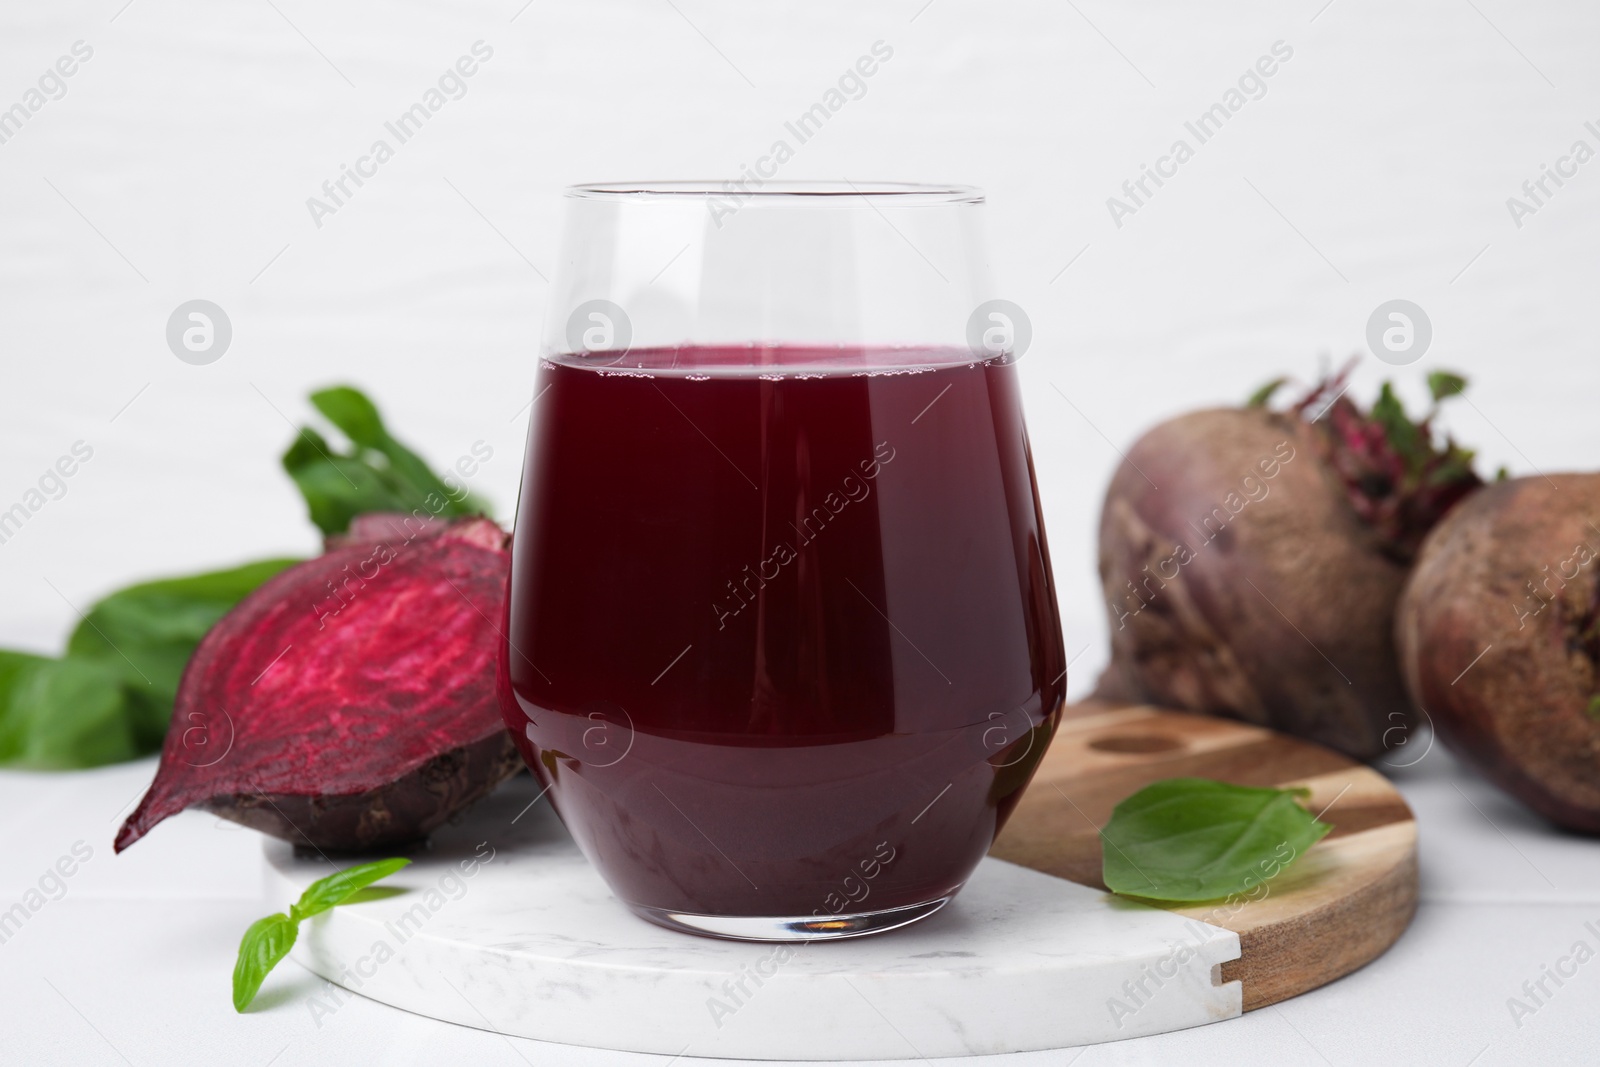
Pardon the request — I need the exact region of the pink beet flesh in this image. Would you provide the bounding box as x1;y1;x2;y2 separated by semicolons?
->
116;517;516;852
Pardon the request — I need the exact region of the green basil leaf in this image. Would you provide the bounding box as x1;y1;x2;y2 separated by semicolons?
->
310;386;388;450
283;385;489;535
281;449;402;535
232;913;299;1012
0;651;43;704
0;653;136;769
1101;777;1331;902
312;387;456;503
290;857;411;922
232;858;409;1010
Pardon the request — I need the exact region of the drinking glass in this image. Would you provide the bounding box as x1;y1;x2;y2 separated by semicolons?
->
500;181;1066;940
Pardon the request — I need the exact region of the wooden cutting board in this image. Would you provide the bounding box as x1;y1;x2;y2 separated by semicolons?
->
990;699;1419;1011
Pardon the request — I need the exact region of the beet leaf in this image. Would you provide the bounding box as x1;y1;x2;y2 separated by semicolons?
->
1289;363;1485;562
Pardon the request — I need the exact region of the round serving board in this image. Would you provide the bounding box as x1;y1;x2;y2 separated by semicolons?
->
990;699;1419;1012
267;702;1416;1058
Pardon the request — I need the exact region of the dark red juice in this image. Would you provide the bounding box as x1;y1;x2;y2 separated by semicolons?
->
502;346;1065;919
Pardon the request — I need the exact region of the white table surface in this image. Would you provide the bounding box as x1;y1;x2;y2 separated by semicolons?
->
1;742;1597;1066
3;0;1599;1063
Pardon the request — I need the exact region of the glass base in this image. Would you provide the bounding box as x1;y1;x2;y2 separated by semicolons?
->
629;895;953;942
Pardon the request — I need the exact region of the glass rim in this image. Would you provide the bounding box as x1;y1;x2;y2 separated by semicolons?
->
542;343;1009;375
564;180;985;204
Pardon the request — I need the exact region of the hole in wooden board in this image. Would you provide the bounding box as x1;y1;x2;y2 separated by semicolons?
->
1088;733;1184;754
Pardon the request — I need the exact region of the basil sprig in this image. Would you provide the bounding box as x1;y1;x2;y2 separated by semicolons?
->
233;858;410;1012
1100;778;1331;902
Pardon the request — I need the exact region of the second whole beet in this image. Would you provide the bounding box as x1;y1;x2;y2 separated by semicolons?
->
1095;371;1483;759
1397;474;1600;833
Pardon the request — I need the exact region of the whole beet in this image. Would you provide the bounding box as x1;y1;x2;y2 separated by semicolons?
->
1096;406;1413;758
1397;474;1600;833
1097;370;1485;758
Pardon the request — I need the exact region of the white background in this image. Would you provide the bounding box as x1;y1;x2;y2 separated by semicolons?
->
2;1;1599;1064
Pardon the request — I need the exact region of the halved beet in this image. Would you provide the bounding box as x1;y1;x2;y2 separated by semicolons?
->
115;516;521;854
323;510;499;552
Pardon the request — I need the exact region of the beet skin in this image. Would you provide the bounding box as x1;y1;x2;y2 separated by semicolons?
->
116;516;521;853
1397;475;1600;833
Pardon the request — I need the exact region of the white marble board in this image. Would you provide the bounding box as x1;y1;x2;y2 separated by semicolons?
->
266;776;1241;1059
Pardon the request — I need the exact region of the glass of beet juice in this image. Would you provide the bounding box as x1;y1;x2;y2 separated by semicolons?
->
501;182;1066;941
